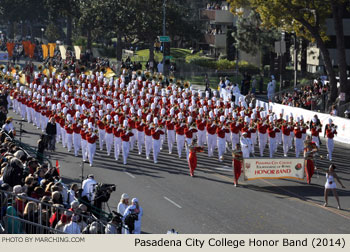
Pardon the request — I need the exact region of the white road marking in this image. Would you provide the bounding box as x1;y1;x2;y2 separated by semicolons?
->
214;166;232;171
164;196;182;209
124;172;136;178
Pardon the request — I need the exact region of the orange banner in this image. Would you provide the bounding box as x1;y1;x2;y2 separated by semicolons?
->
6;42;15;57
42;44;49;59
22;41;30;56
29;43;36;58
48;43;56;58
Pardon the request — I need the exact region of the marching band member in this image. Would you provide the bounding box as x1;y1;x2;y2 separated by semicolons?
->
166;108;176;154
230;112;241;150
206;111;217;157
257;112;268;157
310;118;322;148
294;118;303;158
136;110;145;155
113;115;123;161
281;115;292;157
80;119;89;162
217;115;229;162
240;132;253;158
196;108;207;147
97;110;106;151
184;116;197;160
72;114;82;157
65;114;74;152
86;122;98;167
104;115;114;156
304;138;318;184
185;138;204;177
267;117;277;158
121;120;134;165
144;114;153;160
232;143;243;187
151;117;164;164
324;119;337;161
175;113;186;159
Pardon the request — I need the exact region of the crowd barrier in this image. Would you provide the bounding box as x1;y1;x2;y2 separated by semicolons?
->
257;100;350;145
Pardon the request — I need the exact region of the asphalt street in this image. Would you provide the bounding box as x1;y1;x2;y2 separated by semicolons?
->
7;107;350;234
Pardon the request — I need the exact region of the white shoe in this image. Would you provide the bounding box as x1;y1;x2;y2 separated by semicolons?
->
89;164;92;167
146;156;149;160
138;152;141;155
284;154;287;157
154;160;158;164
169;151;172;154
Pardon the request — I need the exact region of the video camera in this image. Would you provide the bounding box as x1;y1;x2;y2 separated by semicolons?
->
94;183;116;194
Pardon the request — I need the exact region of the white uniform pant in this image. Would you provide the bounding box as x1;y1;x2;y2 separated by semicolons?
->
282;134;290;156
137;131;145;154
114;137;122;160
277;131;282;145
269;137;276;158
98;129;105;150
197;129;206;146
87;142;96;166
176;134;185;158
61;128;67;148
35;112;40;127
207;133;217;157
145;135;152;159
242;145;250;158
217;137;226;160
258;133;267;157
231;133;240;150
130;129;137;151
56;123;61;143
66;133;73;152
185;137;192;160
26;107;32;123
73;133;82;156
105;133;114;155
312;136;320;148
327;138;334;160
122;141;130;165
167;130;175;153
21;104;26;119
153;138;161;163
295;138;303;158
81;139;88;161
251;132;257;147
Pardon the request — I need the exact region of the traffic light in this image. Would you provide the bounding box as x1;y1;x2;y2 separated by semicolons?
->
164;42;170;56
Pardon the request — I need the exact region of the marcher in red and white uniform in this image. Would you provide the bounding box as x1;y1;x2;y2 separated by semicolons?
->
86;123;98;167
217;116;229;162
325;118;337;161
206;111;217;157
175;113;186;159
151;117;164;164
310;118;322;148
144;115;153;160
294;117;304;158
80;119;89;162
165;108;176;154
121;120;134;165
113;115;122;161
97;110;106;151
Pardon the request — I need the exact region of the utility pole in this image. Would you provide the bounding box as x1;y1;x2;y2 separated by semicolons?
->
162;0;167;75
293;33;298;88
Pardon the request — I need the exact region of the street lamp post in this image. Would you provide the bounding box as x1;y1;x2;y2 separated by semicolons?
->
279;31;285;92
292;33;298;88
41;28;44;43
162;0;167;75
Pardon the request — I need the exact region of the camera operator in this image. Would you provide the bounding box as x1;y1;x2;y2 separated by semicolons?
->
123;198;143;234
105;214;123;234
2;117;15;138
81;174;97;205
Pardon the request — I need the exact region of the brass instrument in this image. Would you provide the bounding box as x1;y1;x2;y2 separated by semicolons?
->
137;70;142;76
145;71;151;80
0;64;5;70
80;66;86;72
38;65;44;71
176;80;182;87
15;65;21;71
63;64;69;71
183;81;190;89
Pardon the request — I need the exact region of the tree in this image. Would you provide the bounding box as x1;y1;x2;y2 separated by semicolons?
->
227;0;339;104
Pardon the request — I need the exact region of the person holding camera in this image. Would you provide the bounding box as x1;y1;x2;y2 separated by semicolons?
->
123;198;143;234
45;117;57;151
81;174;97;205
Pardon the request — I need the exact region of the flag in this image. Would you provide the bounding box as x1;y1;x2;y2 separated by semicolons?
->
42;44;49;59
56;160;60;175
105;67;116;78
43;68;50;77
48;43;56;58
19;74;26;85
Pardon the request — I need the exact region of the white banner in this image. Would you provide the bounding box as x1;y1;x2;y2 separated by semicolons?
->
257;100;350;144
0;52;8;60
74;45;82;60
59;45;68;60
243;158;305;181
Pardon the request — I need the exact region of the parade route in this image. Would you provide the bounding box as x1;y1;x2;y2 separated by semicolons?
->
9;108;350;234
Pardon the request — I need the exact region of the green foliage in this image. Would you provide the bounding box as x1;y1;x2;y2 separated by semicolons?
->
185;55;216;68
73;36;87;47
233;9;279;55
45;22;60;42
